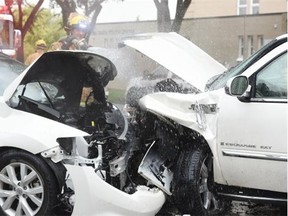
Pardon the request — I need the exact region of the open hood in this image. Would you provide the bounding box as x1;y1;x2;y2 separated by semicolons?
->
4;50;117;102
121;32;226;92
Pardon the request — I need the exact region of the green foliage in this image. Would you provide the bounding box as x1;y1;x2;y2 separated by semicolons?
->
107;88;126;104
14;6;66;59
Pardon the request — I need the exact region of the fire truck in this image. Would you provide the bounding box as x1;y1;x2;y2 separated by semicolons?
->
0;4;21;58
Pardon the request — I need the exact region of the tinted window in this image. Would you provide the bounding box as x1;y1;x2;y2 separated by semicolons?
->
255;52;287;99
208;37;287;91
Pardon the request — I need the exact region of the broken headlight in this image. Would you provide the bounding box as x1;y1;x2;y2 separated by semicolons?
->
57;137;73;155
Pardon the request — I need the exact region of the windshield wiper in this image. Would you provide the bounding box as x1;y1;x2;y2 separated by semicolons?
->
38;81;55;109
206;70;228;90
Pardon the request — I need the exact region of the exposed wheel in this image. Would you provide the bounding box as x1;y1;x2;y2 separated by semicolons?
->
0;150;59;216
173;147;227;216
125;86;149;107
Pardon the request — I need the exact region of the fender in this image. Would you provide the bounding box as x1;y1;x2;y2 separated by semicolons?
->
138;90;227;183
0;98;88;153
138;91;220;148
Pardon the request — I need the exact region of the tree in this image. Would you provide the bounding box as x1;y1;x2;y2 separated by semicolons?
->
54;0;191;40
154;0;191;33
154;0;171;32
23;7;65;59
5;0;45;61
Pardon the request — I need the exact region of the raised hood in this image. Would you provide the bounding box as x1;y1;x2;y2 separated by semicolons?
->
3;50;117;101
121;32;226;92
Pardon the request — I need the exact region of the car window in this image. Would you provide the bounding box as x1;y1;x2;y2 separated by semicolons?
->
255;52;287;99
208;37;287;91
0;56;26;95
11;82;66;110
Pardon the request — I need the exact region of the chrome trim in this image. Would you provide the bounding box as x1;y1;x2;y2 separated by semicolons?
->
218;193;287;202
222;149;287;162
250;98;287;103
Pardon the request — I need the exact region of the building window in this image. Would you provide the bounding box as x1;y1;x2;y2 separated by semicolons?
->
257;35;264;50
238;35;244;61
104;38;108;48
111;38;116;48
238;0;247;15
251;0;259;14
248;35;254;56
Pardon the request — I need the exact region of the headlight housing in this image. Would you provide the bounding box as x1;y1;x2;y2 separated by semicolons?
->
57;137;73;155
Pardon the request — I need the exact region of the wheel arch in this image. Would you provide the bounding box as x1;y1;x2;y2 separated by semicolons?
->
180;126;227;185
0;147;66;192
181;126;212;152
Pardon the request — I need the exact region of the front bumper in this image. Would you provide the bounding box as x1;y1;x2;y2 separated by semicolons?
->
65;165;165;216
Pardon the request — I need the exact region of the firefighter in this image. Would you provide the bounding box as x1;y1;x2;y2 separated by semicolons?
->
25;39;47;65
58;13;90;50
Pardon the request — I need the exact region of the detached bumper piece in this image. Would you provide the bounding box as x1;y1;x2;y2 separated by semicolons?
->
65;165;165;216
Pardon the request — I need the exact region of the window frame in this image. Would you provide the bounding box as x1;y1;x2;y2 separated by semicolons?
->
247;35;254;56
250;0;260;14
238;35;244;60
238;0;247;15
257;35;264;50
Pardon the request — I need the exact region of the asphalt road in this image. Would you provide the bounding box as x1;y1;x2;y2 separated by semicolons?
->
157;201;287;216
227;201;287;216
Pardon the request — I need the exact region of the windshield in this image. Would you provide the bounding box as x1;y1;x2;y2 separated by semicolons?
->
0;54;26;95
207;36;287;91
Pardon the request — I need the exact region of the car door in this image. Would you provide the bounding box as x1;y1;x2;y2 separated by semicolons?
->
216;43;287;193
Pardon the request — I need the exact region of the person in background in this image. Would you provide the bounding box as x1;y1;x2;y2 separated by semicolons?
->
58;13;90;50
25;39;47;65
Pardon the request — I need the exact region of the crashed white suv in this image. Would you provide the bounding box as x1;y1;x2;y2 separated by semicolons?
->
123;33;287;215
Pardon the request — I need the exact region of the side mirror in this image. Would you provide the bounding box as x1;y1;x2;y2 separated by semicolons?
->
14;29;22;49
225;75;249;96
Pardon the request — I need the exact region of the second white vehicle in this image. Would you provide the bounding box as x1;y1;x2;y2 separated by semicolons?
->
0;51;165;216
123;33;287;215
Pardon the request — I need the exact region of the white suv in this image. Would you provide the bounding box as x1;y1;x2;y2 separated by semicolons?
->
123;33;287;215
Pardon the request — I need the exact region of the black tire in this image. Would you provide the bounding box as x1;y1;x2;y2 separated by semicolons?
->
173;147;226;216
125;86;147;107
0;149;59;216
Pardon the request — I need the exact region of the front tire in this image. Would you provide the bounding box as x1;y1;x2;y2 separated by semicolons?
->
0;149;59;216
173;147;226;216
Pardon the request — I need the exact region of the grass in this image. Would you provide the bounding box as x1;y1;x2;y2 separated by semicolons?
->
107;88;126;104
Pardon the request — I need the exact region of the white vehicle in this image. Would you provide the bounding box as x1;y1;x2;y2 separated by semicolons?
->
0;33;286;216
0;51;165;216
123;33;287;215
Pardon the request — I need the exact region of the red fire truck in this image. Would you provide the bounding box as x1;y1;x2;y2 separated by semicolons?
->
0;5;21;58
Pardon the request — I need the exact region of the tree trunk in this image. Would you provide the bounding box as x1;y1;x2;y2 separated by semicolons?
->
16;0;23;61
154;0;192;33
171;0;191;33
83;1;104;43
12;0;44;62
154;0;171;32
22;0;44;36
55;0;77;33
